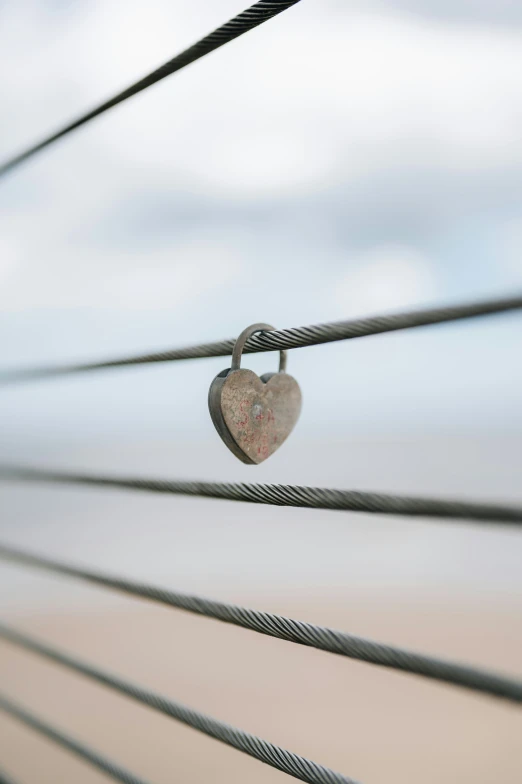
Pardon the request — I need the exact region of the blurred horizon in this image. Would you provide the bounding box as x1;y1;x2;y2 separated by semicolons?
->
0;0;521;634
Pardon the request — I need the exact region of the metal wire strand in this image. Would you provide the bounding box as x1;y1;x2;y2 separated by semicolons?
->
1;294;521;384
0;693;154;784
0;0;302;178
1;544;521;704
1;464;521;526
0;624;359;784
0;768;19;784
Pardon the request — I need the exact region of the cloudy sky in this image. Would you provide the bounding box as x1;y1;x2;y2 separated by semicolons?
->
1;0;522;615
0;0;521;446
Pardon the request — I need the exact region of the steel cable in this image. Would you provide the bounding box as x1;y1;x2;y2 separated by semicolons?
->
0;623;359;784
1;543;521;703
1;464;521;525
0;769;18;784
0;694;154;784
0;0;302;178
1;294;521;384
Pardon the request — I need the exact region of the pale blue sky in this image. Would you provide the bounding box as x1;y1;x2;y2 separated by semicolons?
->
0;1;522;610
0;0;521;446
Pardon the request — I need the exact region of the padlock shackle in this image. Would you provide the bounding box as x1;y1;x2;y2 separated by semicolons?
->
231;323;287;372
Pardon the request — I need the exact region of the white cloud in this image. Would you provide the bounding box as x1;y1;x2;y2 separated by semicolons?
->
0;237;20;285
3;2;522;198
495;216;522;283
333;245;438;316
0;0;520;437
83;6;522;198
0;237;242;311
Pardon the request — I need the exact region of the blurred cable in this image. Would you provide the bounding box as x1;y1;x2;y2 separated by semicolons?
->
0;623;358;784
0;0;302;178
0;693;154;784
1;465;521;525
1;544;522;703
0;768;19;784
0;294;521;385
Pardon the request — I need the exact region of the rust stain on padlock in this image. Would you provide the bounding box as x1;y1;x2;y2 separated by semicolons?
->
208;323;302;464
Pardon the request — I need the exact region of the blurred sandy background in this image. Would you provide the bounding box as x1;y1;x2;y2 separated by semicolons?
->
1;435;521;783
1;0;522;781
0;597;521;784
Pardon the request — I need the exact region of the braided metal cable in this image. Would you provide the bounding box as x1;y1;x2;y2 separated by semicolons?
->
1;294;521;384
0;0;302;178
0;624;359;784
1;464;521;525
0;694;154;784
1;543;521;703
0;768;18;784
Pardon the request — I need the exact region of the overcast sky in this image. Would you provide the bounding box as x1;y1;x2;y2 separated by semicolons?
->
0;0;521;446
1;0;522;616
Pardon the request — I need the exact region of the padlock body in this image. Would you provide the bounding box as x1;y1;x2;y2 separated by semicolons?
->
208;368;301;464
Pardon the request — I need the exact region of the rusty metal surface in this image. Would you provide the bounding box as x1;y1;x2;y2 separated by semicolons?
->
209;369;302;464
209;323;302;464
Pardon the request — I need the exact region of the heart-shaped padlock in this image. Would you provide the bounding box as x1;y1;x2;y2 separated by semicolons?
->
208;323;302;464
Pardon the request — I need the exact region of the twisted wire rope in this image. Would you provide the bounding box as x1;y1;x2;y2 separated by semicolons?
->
1;294;521;384
1;544;521;704
0;694;153;784
0;0;302;178
0;768;18;784
1;465;521;525
0;623;359;784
